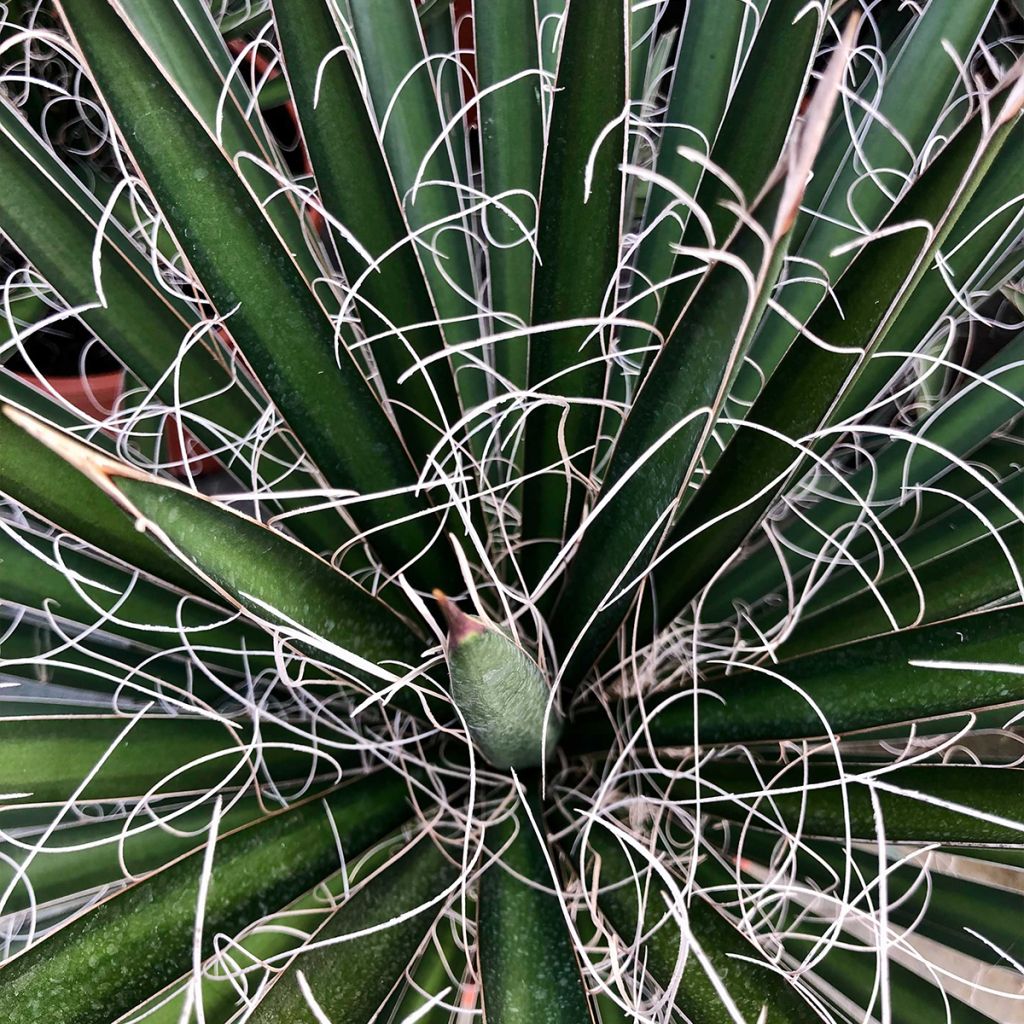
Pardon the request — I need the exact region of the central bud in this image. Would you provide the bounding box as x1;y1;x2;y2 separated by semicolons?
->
434;591;563;769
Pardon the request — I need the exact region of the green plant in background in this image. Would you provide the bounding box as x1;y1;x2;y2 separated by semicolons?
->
0;0;1022;1020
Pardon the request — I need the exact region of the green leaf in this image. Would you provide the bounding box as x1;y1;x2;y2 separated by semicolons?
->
699;857;1004;1024
553;180;797;692
346;0;486;414
0;292;50;364
475;0;543;392
746;834;1024;967
0;610;228;708
58;0;456;590
255;69;290;109
774;474;1023;656
0;96;342;555
115;0;326;287
831;123;1024;422
215;2;271;35
0;519;270;670
21;427;426;681
628;0;658;108
437;593;561;768
0;772;411;1024
801;0;994;232
693;762;1024;844
620;0;766;366
747;0;997;391
0;103;244;450
0;405;205;594
478;789;592;1023
702;331;1024;622
537;0;567;78
580;823;815;1024
115;834;408;1024
0;712;336;807
594;993;632;1024
273;0;464;463
796;933;1003;1024
653;86;1024;623
567;606;1024;754
422;1;470;187
717;468;1024;652
385;915;462;1024
647;0;822;350
554;21;858;691
418;0;456;25
0;794;268;915
520;0;628;586
246;833;457;1023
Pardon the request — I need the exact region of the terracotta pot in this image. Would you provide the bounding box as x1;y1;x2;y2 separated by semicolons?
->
20;367;220;478
28;367;125;419
455;0;476;128
162;418;222;478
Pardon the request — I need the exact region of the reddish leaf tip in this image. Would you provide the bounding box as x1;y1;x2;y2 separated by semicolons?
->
433;590;485;648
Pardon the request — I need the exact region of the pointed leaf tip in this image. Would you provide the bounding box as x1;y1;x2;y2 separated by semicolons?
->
3;403;150;507
776;11;860;239
433;589;486;647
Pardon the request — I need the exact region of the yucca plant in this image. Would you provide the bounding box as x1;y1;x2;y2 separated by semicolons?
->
0;0;1022;1020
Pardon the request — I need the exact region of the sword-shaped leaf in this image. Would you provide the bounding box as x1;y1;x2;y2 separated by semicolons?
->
580;823;814;1023
475;0;543;392
567;606;1024;753
56;0;455;591
11;415;425;682
646;0;822;353
747;0;997;393
654;82;1024;623
0;772;411;1024
702;333;1024;622
1;404;204;594
346;0;486;415
620;0;774;366
552;21;855;693
0;794;267;915
115;0;326;286
273;0;463;462
0;712;337;807
735;833;1024;968
698;858;1004;1024
478;790;592;1023
520;0;628;587
109;832;409;1024
0;89;341;555
774;476;1023;656
0;519;270;670
690;761;1024;844
247;833;457;1023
